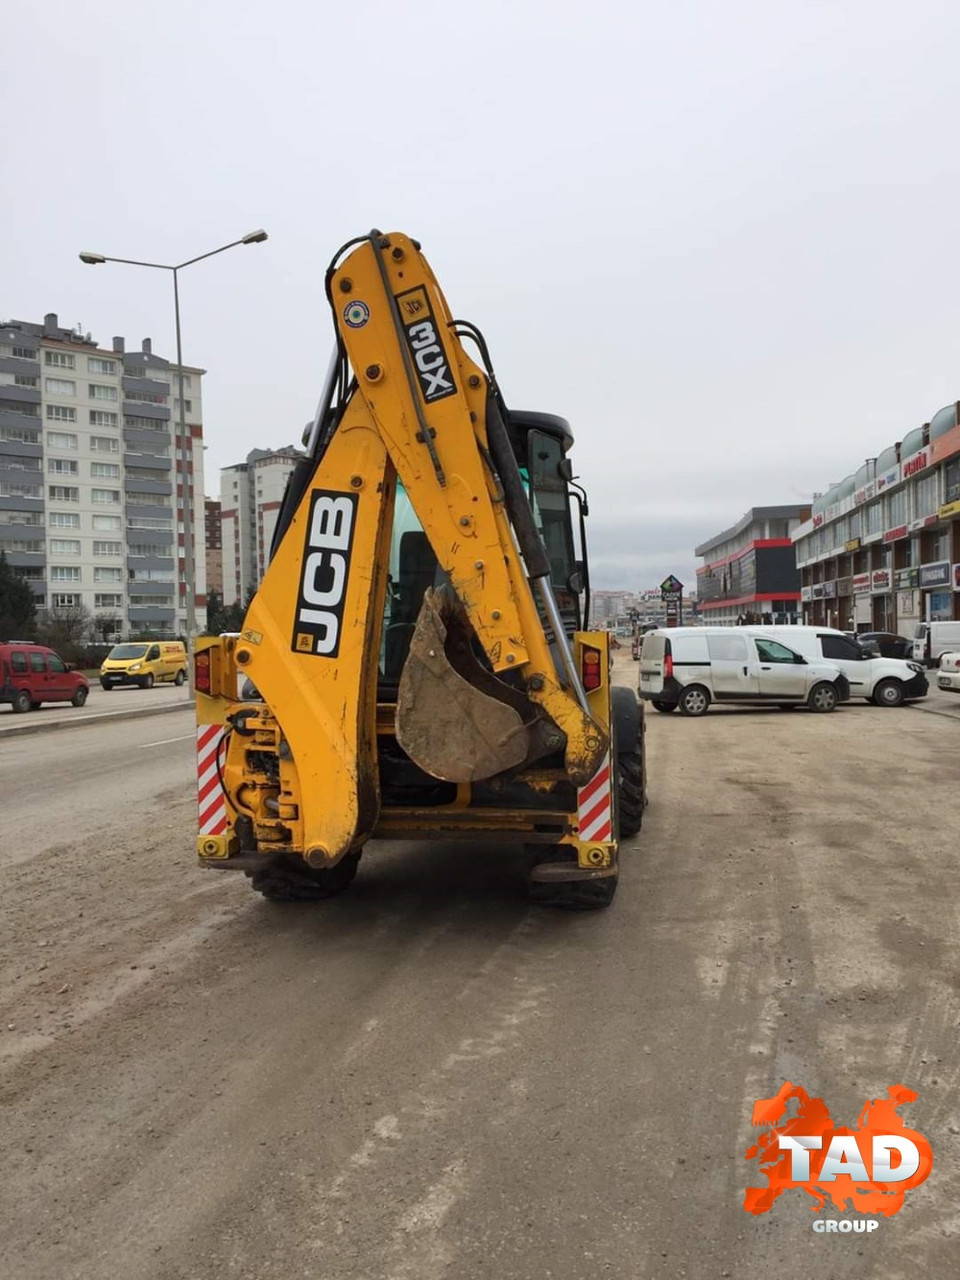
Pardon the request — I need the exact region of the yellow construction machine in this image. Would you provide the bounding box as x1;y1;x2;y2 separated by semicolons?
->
194;230;645;908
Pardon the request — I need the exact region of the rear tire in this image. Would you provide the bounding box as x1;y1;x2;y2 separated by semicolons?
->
141;674;154;689
873;678;904;707
249;851;361;902
678;684;710;717
652;700;676;713
12;690;31;714
617;748;646;837
807;681;838;713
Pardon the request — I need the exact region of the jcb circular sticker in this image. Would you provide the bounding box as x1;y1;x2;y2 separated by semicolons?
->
343;301;370;329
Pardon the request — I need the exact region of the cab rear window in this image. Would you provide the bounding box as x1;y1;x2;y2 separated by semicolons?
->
30;653;46;673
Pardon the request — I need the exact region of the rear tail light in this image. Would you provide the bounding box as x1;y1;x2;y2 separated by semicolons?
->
195;652;211;694
581;647;602;692
664;654;674;680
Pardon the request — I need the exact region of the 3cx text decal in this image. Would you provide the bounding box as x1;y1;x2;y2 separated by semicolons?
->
292;489;358;658
395;286;457;403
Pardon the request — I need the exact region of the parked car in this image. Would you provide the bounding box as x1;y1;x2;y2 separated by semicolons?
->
743;626;928;706
912;621;960;667
100;640;188;690
638;627;849;716
937;651;960;694
0;642;90;713
855;631;914;660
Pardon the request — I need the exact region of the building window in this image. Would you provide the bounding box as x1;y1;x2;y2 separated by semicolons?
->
46;404;77;422
1;425;40;444
0;510;44;527
130;594;173;607
95;593;124;609
0;538;43;553
48;485;79;502
51;593;81;608
127;517;172;530
94;567;123;583
89;383;118;401
88;357;117;375
49;512;80;529
125;390;167;405
92;514;122;531
49;538;81;555
2;456;41;473
46;431;78;450
93;540;123;556
89;410;119;428
45;378;76;396
90;461;120;479
125;365;147;378
886;487;908;528
89;435;120;453
864;501;883;536
913;472;939;517
50;565;81;582
944;458;960;506
0;481;42;499
91;488;121;504
44;351;75;369
11;345;35;360
124;415;167;431
47;458;79;476
127;492;169;507
13;374;38;387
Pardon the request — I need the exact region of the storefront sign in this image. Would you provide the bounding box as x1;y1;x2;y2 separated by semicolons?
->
812;513;824;529
901;448;930;480
876;464;901;492
940;499;960;520
836;576;852;596
822;580;836;597
871;568;892;592
919;561;951;589
800;585;813;603
844;538;861;552
898;590;918;616
894;567;918;589
812;583;825;599
883;524;908;543
852;573;872;594
854;481;876;507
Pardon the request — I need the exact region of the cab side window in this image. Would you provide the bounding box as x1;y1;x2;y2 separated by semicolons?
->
29;653;46;673
819;635;862;660
11;652;27;673
147;645;161;661
47;654;66;672
754;638;798;664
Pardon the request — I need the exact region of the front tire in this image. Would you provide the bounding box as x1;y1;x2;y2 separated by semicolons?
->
249;851;361;901
141;674;154;690
873;678;904;708
678;684;710;717
72;687;88;707
807;681;838;713
100;679;113;691
174;670;185;687
12;690;31;714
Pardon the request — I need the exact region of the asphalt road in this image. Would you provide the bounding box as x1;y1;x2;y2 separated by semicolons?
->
1;659;958;1279
0;681;192;736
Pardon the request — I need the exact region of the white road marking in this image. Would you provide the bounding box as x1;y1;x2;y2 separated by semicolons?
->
137;733;194;749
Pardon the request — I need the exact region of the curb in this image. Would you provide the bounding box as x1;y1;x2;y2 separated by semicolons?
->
0;699;193;742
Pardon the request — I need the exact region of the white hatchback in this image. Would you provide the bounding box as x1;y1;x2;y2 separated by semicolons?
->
937;651;960;694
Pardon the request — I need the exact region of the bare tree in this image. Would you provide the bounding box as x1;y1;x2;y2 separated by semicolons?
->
38;601;93;664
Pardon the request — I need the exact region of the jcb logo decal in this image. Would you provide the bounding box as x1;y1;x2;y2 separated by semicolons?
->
292;490;357;658
396;287;456;403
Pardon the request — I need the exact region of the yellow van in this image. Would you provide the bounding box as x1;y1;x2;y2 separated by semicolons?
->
100;640;188;690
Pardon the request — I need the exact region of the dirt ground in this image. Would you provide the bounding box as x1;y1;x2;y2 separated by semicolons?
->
0;658;958;1279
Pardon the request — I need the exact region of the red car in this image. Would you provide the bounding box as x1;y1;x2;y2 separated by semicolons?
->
0;642;89;713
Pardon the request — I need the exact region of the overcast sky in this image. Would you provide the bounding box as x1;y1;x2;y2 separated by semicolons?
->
6;1;960;590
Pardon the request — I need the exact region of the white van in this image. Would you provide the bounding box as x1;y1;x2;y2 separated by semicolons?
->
912;621;960;667
743;626;928;706
638;627;849;716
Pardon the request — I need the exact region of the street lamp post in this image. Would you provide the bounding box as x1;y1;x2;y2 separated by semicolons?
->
79;231;267;686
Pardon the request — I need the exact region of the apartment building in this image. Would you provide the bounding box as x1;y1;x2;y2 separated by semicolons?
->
220;446;303;605
0;313;205;637
205;498;223;596
695;505;810;625
793;401;960;633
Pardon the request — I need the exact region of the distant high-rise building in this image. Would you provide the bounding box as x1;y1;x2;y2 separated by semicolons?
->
220;447;303;605
205;498;223;596
0;313;206;637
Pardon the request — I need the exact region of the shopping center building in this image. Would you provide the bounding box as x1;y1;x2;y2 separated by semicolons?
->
695;505;810;625
792;401;960;633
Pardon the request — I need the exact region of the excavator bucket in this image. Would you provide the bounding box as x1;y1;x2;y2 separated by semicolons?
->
396;588;532;782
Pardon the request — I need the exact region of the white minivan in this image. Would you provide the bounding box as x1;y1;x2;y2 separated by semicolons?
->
638;627;850;716
912;621;960;667
743;626;928;706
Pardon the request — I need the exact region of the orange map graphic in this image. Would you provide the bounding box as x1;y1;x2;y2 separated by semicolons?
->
744;1081;932;1216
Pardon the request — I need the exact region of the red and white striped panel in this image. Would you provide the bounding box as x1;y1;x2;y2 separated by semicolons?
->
197;724;228;837
578;755;613;843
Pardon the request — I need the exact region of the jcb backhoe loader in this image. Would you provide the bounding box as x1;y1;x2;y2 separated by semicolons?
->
195;230;645;908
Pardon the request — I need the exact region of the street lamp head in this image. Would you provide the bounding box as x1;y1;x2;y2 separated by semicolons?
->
241;229;268;245
79;251;106;265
